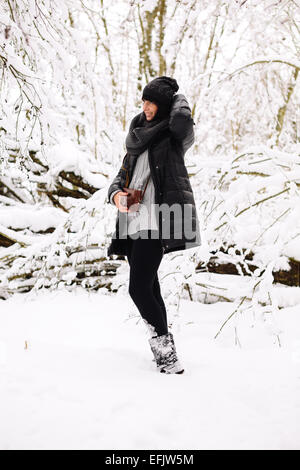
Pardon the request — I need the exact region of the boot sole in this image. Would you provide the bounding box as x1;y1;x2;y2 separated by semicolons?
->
160;368;185;374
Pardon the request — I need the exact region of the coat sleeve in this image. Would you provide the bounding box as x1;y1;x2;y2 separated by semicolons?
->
109;189;121;206
169;94;195;155
106;155;127;205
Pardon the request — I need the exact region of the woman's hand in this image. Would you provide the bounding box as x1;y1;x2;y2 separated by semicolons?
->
113;191;129;212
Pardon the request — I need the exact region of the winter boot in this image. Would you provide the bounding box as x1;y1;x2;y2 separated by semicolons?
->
142;319;159;365
148;335;163;369
149;332;184;374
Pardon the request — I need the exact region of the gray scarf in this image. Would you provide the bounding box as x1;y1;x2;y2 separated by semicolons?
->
125;112;169;156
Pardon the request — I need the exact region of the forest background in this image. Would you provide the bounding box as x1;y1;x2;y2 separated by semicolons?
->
0;0;299;338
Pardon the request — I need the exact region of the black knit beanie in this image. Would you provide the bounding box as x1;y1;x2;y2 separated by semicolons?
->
142;76;179;115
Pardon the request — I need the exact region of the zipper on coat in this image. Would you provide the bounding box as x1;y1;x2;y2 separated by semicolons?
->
148;147;164;250
121;165;129;188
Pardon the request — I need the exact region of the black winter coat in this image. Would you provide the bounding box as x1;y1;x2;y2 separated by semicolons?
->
106;94;201;256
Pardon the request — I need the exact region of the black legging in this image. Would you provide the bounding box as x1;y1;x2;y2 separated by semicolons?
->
126;231;168;337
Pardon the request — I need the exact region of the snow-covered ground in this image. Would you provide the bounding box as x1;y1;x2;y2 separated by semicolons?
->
0;287;299;450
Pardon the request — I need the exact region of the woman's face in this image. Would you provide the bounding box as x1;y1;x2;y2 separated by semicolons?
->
143;99;158;121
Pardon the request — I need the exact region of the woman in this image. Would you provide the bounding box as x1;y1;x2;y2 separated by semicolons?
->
107;76;201;374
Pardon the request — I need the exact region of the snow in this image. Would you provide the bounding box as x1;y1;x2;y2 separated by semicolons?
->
0;288;299;450
0;206;66;231
46;142;107;188
1;0;300;451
